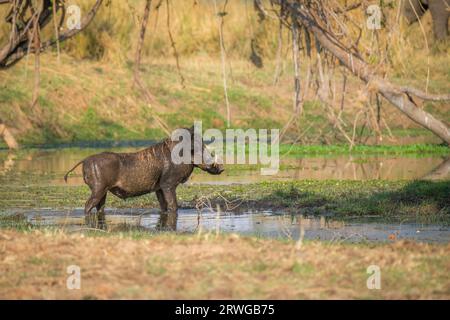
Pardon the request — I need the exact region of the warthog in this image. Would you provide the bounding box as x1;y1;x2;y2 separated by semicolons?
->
64;127;224;229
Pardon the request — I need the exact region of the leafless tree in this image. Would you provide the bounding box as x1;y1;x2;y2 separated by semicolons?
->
257;0;450;145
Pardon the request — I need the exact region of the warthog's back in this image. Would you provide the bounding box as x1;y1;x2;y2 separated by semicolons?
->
82;145;167;198
114;149;165;196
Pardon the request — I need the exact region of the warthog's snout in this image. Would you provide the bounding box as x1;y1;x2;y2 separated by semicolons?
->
196;159;224;175
216;163;225;174
208;162;225;175
197;151;224;175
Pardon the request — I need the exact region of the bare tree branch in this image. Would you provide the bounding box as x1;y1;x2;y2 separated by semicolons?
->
0;0;103;69
275;0;450;144
214;0;231;127
165;0;185;88
134;0;152;82
133;0;171;135
399;87;450;102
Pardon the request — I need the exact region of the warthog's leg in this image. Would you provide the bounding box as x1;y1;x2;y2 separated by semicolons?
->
156;213;168;230
156;189;167;212
84;189;107;228
166;211;178;230
156;211;178;231
156;187;178;230
95;194;107;229
162;187;177;214
96;194;107;213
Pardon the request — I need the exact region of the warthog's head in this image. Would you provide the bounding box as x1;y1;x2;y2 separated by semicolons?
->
172;127;224;175
192;129;224;175
195;142;224;175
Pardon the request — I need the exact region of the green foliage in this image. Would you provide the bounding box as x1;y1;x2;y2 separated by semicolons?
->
278;144;450;157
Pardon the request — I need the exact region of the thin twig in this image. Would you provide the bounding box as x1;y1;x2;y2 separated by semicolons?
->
31;6;42;109
132;0;170;135
165;0;185;88
291;15;301;114
213;0;231;127
273;16;284;86
134;0;152;83
51;0;60;63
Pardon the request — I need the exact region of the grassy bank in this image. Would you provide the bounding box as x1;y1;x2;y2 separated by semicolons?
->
1;53;448;147
0;229;448;299
1;180;448;218
2;143;448;157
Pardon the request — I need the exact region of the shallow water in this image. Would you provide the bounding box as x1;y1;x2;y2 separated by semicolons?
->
1;147;449;184
1;146;449;243
19;208;450;243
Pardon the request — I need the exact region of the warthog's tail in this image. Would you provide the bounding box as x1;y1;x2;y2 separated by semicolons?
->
64;160;84;183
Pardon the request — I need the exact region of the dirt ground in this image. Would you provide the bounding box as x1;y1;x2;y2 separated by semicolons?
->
0;230;449;299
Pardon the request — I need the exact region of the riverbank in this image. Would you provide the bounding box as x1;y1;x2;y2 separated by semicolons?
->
0;229;448;299
1;53;449;147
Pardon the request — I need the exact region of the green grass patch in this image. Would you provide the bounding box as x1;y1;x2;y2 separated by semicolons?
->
0;180;448;219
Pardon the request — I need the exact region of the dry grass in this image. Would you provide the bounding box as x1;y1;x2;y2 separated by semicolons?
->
0;229;448;299
0;0;282;61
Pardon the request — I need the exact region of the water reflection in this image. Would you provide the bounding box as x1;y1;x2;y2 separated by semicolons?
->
82;209;178;231
156;212;178;231
85;210;107;230
1;148;449;184
21;208;450;243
